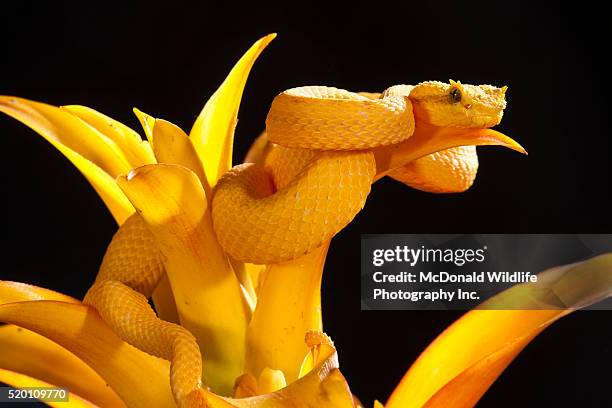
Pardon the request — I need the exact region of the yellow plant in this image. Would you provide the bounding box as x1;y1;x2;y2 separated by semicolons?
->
1;34;611;408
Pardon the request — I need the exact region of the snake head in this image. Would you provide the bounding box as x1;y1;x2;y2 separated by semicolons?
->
409;80;507;128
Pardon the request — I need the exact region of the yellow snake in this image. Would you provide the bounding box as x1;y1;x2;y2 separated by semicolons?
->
83;80;508;406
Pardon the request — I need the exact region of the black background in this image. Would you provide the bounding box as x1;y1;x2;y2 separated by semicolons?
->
1;1;610;407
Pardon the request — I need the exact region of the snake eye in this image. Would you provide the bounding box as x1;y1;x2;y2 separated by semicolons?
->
450;88;462;103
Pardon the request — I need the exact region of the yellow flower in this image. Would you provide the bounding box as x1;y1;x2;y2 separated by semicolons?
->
1;34;611;408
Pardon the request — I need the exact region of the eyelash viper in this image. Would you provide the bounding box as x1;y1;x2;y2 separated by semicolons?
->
83;80;509;407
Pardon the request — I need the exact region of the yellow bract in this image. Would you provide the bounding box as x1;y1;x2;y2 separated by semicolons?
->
63;104;156;168
246;244;328;382
190;33;276;190
151;118;208;193
0;325;125;407
133;108;156;143
0;285;174;407
385;254;612;408
0;97;138;224
0;281;78;304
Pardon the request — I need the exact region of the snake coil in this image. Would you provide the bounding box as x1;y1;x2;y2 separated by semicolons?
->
211;86;415;264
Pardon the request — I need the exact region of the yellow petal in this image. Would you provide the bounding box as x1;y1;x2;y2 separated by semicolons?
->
257;368;287;394
62;104;156;167
228;257;257;311
224;259;267;311
0;368;97;408
190;34;276;188
133;107;156;143
194;331;355;408
0;97;135;224
297;331;337;378
117;163;249;395
373;122;526;181
245;262;267;295
60;144;135;224
419;334;538;408
239;367;354;408
232;333;354;407
0;325;125;407
0;300;175;408
385;254;612;408
152;118;210;196
0;96;131;176
246;243;328;382
0;281;78;304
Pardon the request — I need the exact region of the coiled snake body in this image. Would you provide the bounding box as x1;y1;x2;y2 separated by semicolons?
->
84;80;508;406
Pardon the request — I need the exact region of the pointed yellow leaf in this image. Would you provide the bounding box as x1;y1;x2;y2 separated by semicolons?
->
246;243;328;382
386;254;612;408
225;259;267;311
297;331;337;379
0;281;79;304
58;143;135;224
420;334;538;408
62;105;156;167
133;108;155;143
0;96;131;176
245;262;267;295
0;368;97;408
228;256;257;311
0;97;135;224
152;118;210;196
373;122;526;181
117;163;249;395
0;300;175;408
0;325;125;407
190;34;276;188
